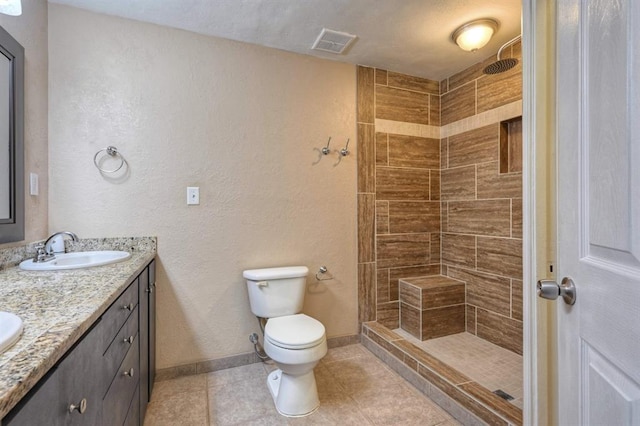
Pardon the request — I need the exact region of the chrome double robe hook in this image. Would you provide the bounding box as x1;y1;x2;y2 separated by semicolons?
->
340;139;350;156
321;137;332;155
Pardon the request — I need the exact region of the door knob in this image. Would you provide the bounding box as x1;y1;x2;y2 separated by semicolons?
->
537;277;576;305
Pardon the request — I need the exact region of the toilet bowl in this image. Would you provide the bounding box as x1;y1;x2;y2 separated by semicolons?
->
263;314;327;416
243;266;327;417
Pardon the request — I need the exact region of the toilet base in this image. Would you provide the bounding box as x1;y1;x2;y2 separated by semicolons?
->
267;369;320;417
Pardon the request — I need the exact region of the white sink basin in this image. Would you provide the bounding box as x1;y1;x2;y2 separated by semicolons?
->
0;311;23;354
19;251;131;271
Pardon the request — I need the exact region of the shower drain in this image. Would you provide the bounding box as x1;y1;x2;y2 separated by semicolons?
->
492;389;514;401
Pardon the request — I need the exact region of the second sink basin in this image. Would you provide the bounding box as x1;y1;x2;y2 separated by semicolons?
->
0;311;23;354
19;251;131;271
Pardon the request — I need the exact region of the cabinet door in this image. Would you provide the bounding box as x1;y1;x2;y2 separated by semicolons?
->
4;321;104;426
148;259;156;397
138;265;150;423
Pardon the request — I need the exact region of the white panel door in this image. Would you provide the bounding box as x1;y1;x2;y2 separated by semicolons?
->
556;0;640;424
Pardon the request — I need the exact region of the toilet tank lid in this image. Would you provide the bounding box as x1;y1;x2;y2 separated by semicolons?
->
243;266;309;280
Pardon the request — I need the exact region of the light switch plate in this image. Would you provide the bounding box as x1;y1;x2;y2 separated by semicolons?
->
29;173;38;196
187;187;199;205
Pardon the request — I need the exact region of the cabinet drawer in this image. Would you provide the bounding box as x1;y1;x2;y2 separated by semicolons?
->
103;305;138;397
103;338;139;426
101;279;138;354
123;384;140;426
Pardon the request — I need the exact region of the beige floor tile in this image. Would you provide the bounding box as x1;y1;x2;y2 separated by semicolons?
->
145;344;465;426
144;389;208;426
207;362;268;389
152;373;207;401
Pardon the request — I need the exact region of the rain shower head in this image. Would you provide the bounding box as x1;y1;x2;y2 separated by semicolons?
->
483;34;521;75
484;57;519;74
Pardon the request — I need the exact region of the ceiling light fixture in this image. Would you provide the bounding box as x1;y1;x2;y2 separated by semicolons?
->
451;19;498;52
0;0;21;16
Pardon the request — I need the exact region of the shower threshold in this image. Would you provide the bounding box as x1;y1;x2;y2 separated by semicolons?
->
362;321;523;426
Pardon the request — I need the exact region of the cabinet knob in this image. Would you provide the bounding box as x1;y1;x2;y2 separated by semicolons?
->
123;367;135;377
122;303;134;311
123;335;134;344
69;398;87;414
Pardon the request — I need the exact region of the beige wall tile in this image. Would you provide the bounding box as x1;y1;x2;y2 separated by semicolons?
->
441;82;475;125
388;71;439;94
388;134;440;169
476;161;522;199
357;123;375;193
375;132;389;166
358;193;376;263
358;262;376;323
441;233;476;269
400;302;421;338
388;201;440;234
466;305;477;334
375;68;388;85
389;265;441;283
441;138;448;169
376;167;430;201
441;165;476;201
377;301;399;329
512;198;522;239
357;66;375;123
430;232;441;264
422;305;466;340
447;266;511;317
477;237;523;279
476;309;523;355
399;280;422;308
447;200;512;237
430;169;440;201
477;67;522;114
440;78;448;95
430;95;441;127
512;279;523;321
447;55;494;91
376;233;431;269
448;124;499;168
376;200;389;235
377;268;390;304
376;85;430;125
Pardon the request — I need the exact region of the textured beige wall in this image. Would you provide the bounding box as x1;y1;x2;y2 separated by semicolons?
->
48;4;358;369
0;0;48;248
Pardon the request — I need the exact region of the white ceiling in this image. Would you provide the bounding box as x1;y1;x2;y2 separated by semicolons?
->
48;0;522;81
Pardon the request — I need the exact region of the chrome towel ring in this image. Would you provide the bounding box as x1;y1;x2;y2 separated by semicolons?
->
93;146;125;173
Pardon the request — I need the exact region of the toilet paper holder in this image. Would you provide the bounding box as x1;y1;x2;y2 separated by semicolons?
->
316;266;334;281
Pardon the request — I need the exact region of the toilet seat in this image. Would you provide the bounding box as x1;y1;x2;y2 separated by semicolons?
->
265;314;325;349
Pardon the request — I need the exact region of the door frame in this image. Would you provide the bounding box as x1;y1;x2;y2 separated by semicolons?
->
522;0;555;425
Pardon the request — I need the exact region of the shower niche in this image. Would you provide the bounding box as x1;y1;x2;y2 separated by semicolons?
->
500;116;523;174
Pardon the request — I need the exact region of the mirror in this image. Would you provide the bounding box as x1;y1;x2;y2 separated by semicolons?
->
0;24;23;243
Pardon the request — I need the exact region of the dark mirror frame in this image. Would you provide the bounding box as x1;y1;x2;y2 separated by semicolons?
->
0;24;24;244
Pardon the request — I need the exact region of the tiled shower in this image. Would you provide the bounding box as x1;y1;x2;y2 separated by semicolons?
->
357;42;523;425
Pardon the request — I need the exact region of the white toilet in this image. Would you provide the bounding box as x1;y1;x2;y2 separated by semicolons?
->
243;266;327;417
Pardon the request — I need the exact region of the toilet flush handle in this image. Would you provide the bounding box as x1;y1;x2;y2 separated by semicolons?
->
255;281;269;287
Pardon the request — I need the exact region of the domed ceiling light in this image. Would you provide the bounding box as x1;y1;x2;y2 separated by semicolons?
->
0;0;21;16
451;19;499;52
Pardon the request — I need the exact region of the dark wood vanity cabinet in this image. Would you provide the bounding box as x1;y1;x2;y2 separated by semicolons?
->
138;259;156;422
4;259;156;426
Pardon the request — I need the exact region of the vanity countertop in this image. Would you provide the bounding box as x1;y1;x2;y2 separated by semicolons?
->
0;237;156;419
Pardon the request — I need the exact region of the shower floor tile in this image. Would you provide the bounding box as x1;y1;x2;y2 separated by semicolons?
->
394;329;523;408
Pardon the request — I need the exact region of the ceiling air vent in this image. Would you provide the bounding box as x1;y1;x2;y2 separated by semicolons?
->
311;28;357;54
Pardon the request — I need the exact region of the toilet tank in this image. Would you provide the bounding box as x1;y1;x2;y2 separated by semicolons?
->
243;266;309;318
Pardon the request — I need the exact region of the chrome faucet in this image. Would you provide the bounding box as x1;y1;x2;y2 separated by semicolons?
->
33;231;79;263
45;231;79;254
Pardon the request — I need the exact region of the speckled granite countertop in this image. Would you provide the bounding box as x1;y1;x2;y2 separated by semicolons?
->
0;237;156;420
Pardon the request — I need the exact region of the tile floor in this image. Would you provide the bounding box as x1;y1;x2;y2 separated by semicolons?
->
144;344;462;425
394;330;523;408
